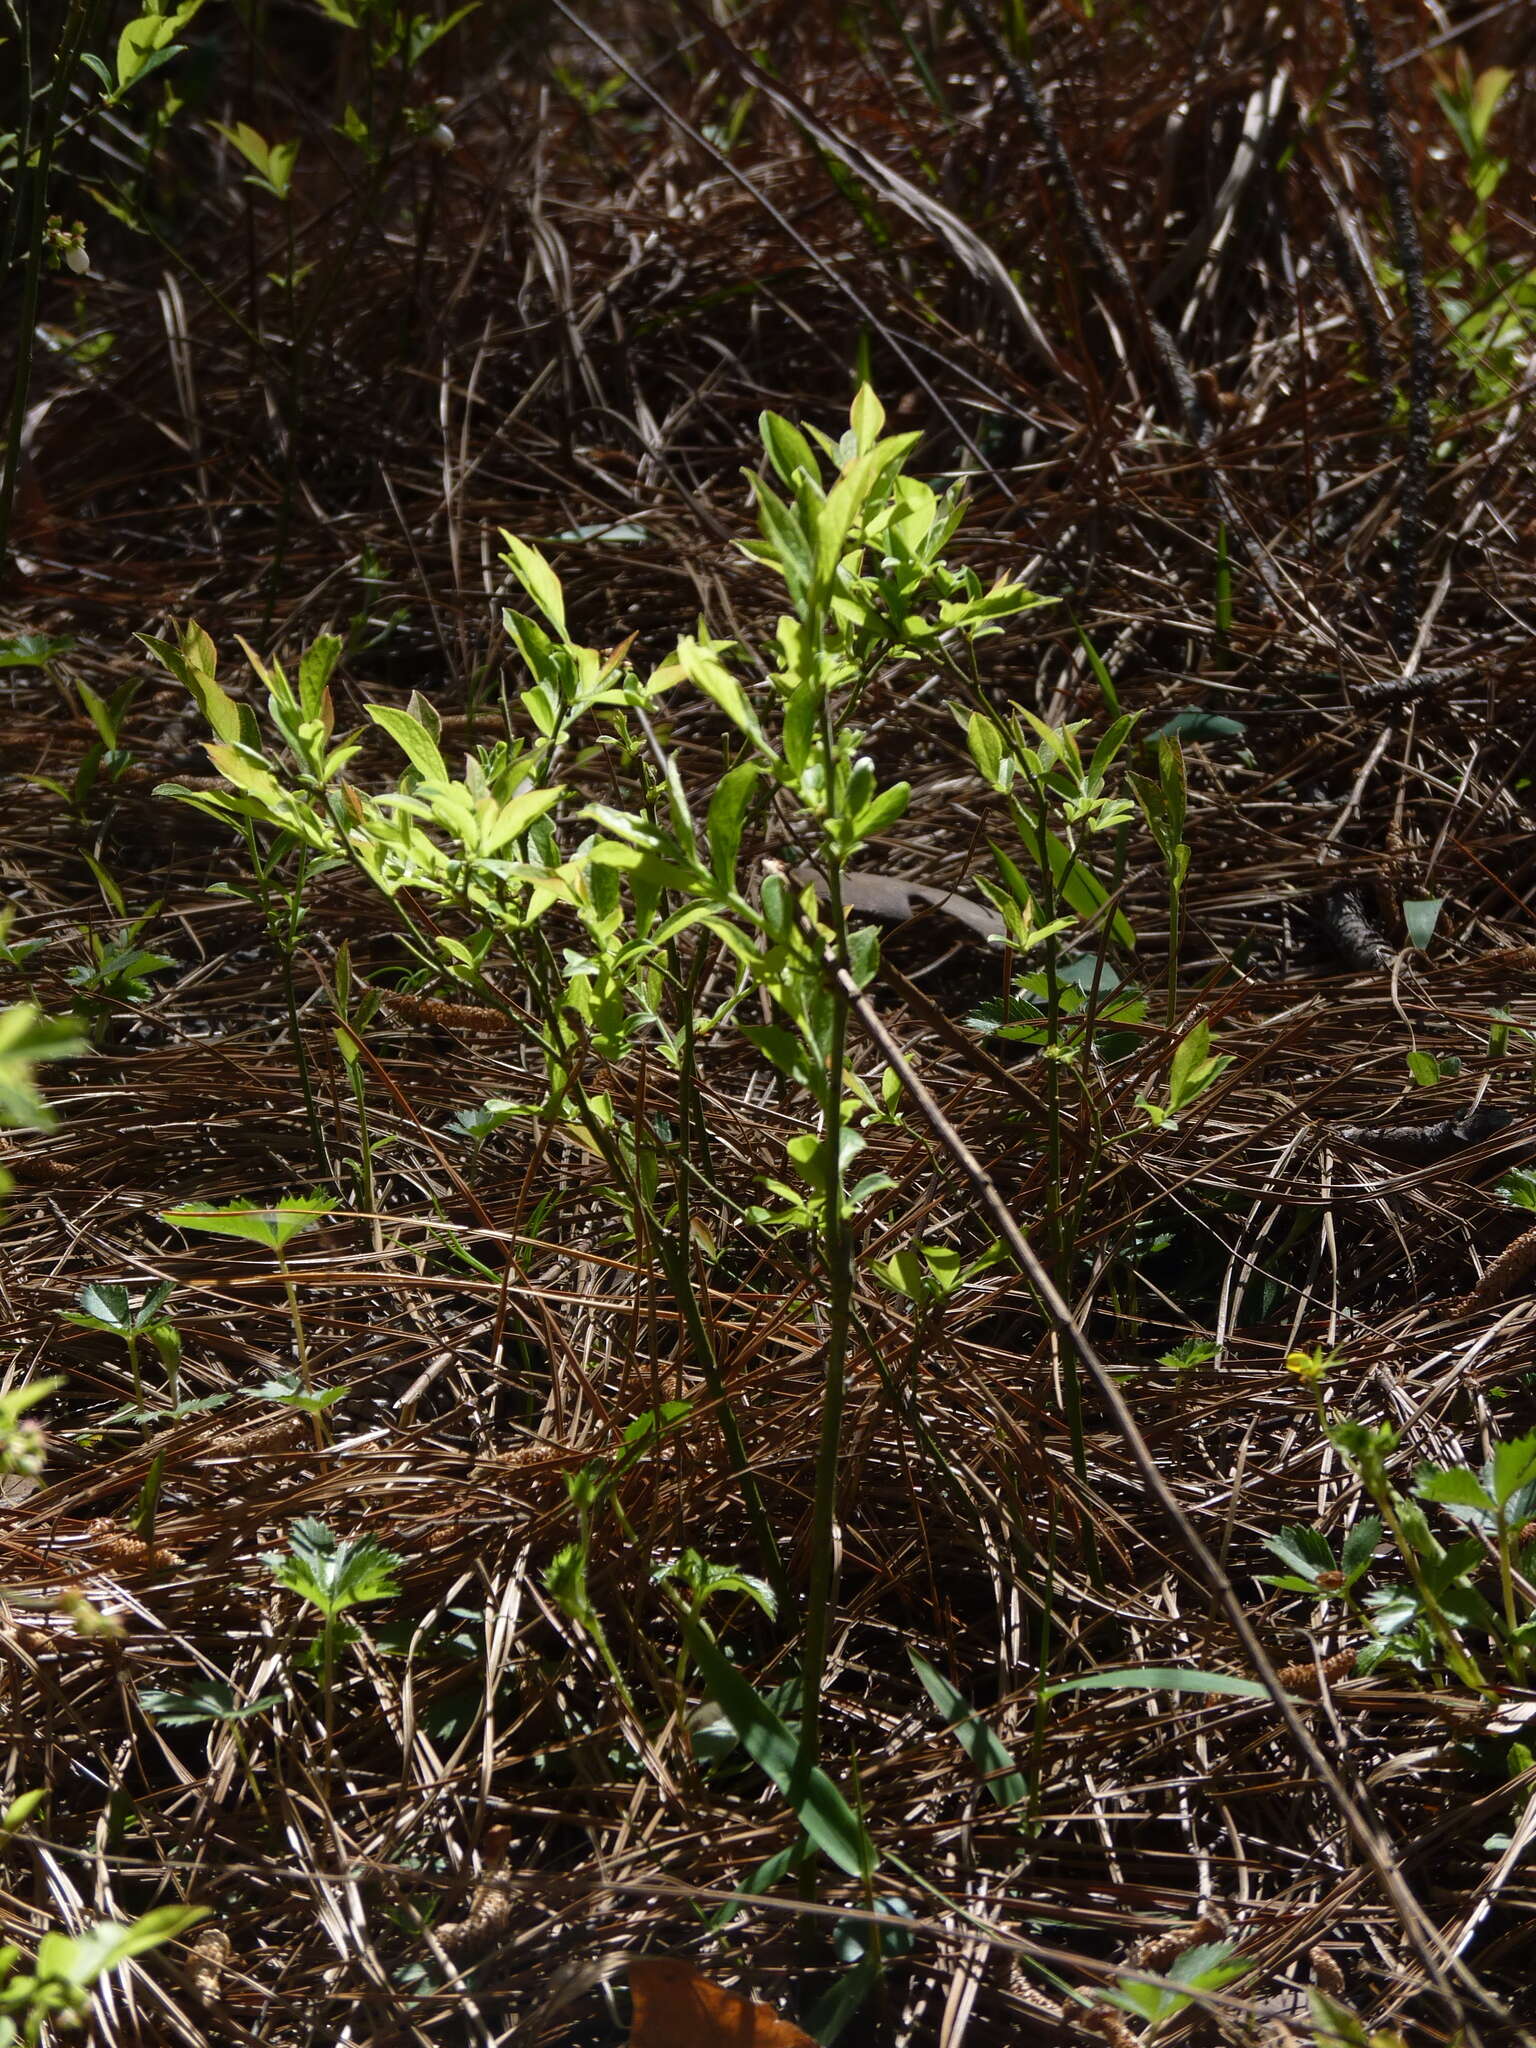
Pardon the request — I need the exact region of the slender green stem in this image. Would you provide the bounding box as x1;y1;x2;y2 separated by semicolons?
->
796;878;854;1788
1494;1519;1527;1682
1166;868;1182;1029
1371;1485;1490;1692
276;1254;327;1453
519;930;787;1603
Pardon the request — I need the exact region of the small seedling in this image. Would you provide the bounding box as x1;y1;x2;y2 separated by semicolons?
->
161;1195;328;1413
0;1904;207;2046
1101;1940;1248;2032
62;1280;177;1410
257;1370;349;1442
1262;1519;1381;1610
1406;1048;1460;1086
874;1238;1001;1311
264;1517;404;1743
1157;1338;1218;1372
1138;1018;1234;1129
65;915;177;1018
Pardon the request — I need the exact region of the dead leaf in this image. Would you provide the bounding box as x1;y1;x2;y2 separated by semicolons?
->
628;1958;817;2048
792;862;1005;942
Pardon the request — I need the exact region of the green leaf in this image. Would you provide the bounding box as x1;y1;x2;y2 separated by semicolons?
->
160;1193;329;1252
909;1650;1027;1808
849;384;886;453
1036;828;1135;949
1406;1049;1441;1086
480;785;562;852
298;636;341;721
1149;708;1246;744
813;446;883;594
499;533;568;639
1340;1516;1383;1579
759;410;821;489
200;744;293;816
1167;1018;1233;1113
708;1839;806;1930
967;713;1005;787
1306;1989;1373;2048
1414;1464;1496;1516
139;1680;280;1725
704;762;761;892
1469;65;1513;147
38;1905;208;1994
1075;627;1121;715
673;637;769;754
1044;1666;1283;1701
1086;712;1138;791
141;623;246;745
263;1516;403;1619
852;780;909;842
257;1375;349;1415
845;924;881;989
368;704;448;785
1491;1434;1536;1512
0;633;74;668
678;1614;876;1877
1;1789;47;1834
1263;1526;1335;1582
751;484;814;607
1403;898;1444;951
0;1004;86;1130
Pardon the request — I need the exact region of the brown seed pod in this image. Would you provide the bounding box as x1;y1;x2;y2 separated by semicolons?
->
1460;1221;1536;1314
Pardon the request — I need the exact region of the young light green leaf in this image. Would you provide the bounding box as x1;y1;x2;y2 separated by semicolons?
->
853;780;909;842
1167;1018;1233;1114
1;1789;47;1834
967;712;1005;788
1491;1434;1536;1512
500;533;568;639
849;384;886;453
672;637;769;754
759;411;821;489
0;1004;86;1129
368;704;448;785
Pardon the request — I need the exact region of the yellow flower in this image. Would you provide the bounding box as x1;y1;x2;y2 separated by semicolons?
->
1285;1347;1335;1386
